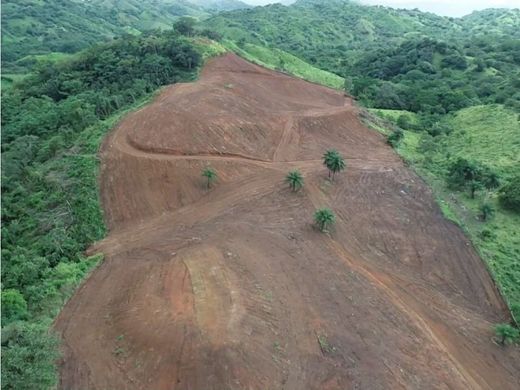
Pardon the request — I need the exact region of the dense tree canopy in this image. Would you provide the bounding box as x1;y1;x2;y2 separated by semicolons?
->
1;30;205;389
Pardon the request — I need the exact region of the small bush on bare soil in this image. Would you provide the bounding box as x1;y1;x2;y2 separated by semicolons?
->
202;167;217;189
495;323;520;346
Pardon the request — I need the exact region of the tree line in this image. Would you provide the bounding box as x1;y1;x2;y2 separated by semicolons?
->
1;29;204;389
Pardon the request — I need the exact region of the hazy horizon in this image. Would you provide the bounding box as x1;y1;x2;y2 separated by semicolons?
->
243;0;519;17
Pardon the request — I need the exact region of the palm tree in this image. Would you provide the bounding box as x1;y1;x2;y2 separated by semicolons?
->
329;154;346;181
323;149;339;178
314;208;335;232
286;170;304;192
323;150;346;180
201;167;217;189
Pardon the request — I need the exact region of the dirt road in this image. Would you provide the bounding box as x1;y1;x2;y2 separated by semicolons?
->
55;53;520;389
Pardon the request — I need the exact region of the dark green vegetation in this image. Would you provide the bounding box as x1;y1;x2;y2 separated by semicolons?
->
1;29;211;388
1;0;247;72
499;174;520;212
286;170;304;192
387;128;404;148
447;158;500;199
202;167;218;188
314;208;336;232
495;323;520;345
323;149;346;181
206;0;520;112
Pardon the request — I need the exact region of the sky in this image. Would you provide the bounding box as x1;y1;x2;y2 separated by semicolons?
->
244;0;519;17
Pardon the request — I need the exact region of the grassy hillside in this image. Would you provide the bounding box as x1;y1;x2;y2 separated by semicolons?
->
366;105;520;321
461;8;520;36
223;40;344;89
190;0;250;11
446;106;520;174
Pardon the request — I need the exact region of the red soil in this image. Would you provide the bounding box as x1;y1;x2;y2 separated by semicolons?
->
55;53;520;389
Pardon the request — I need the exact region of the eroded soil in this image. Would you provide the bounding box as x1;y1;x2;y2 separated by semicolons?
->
55;53;520;389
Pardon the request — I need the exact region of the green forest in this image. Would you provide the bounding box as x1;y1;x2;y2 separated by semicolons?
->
2;0;520;388
0;26;219;387
1;0;247;72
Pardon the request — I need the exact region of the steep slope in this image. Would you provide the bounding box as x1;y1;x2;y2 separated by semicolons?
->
55;54;520;389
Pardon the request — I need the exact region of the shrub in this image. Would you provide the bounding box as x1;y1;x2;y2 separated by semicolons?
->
479;202;495;221
1;323;60;389
1;289;28;323
494;323;520;346
499;174;520;212
396;114;411;129
387;128;404;148
479;229;496;241
447;158;500;198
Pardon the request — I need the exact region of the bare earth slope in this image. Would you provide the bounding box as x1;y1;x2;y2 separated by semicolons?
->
55;53;520;389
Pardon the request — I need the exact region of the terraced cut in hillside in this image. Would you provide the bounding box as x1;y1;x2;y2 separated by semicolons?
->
55;54;520;389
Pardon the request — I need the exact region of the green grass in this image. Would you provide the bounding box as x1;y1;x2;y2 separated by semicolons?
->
223;40;344;89
445;105;520;175
190;37;227;60
317;333;336;354
18;52;73;63
369;108;420;127
369;105;520;321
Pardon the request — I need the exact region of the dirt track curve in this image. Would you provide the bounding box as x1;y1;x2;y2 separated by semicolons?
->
55;53;520;389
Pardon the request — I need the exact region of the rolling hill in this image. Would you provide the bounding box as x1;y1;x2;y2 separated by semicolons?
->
204;0;520;112
2;0;520;388
0;0;248;71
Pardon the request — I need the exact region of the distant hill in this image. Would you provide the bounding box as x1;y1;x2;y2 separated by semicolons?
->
190;0;251;11
204;0;460;68
0;0;248;70
461;8;520;36
205;0;519;69
204;0;520;113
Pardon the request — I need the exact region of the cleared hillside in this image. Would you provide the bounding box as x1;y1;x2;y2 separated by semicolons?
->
55;54;520;389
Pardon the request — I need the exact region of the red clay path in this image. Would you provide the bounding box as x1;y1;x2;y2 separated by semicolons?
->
55;53;520;389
